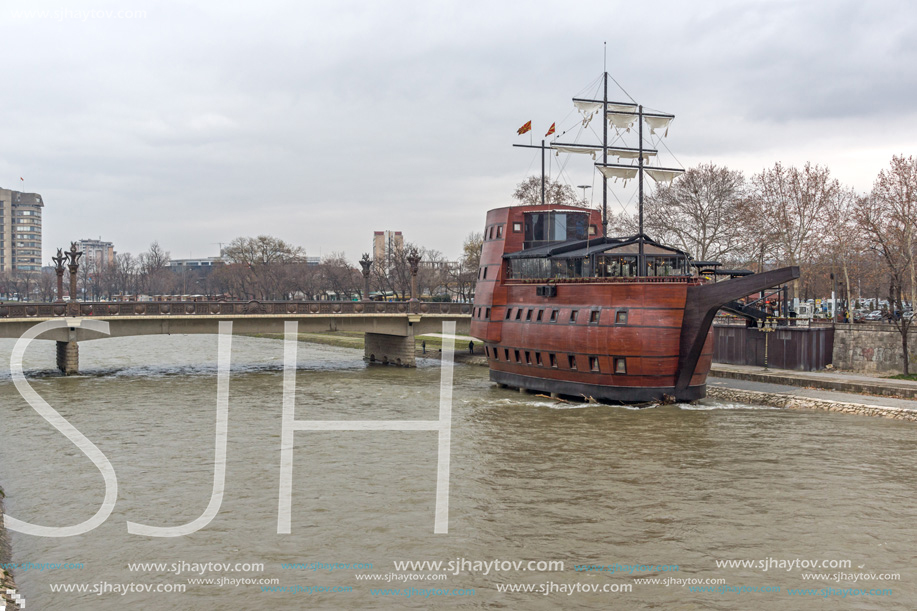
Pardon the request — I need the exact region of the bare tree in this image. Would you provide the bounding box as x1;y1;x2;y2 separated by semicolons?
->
857;156;917;374
36;268;57;302
320;253;361;300
643;163;749;262
823;184;861;321
138;241;173;295
513;176;583;206
751;162;837;298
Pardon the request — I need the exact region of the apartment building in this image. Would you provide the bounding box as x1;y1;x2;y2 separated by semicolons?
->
0;188;43;272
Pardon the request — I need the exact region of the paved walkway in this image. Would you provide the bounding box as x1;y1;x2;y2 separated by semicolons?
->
707;376;917;411
709;363;917;400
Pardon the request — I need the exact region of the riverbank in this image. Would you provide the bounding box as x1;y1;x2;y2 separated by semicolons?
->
0;490;22;610
707;385;917;422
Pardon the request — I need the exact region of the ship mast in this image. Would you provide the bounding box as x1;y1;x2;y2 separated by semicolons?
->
638;103;645;275
602;72;608;234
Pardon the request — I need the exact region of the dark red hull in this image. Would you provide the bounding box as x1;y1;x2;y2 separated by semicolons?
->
470;204;797;402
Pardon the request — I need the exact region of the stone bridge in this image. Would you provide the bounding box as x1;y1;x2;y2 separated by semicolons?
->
0;300;473;374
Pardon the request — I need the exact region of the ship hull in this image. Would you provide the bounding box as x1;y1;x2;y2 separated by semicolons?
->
475;278;713;403
470;204;799;404
491;369;706;402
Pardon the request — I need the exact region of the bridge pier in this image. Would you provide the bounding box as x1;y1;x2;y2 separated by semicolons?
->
56;340;79;375
364;330;415;367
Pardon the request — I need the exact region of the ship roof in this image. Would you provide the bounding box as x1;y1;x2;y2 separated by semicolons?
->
504;235;691;260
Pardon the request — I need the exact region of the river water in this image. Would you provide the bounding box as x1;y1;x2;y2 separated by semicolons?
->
0;334;915;610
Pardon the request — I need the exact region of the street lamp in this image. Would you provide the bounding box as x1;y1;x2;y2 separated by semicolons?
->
760;317;778;370
577;185;591;204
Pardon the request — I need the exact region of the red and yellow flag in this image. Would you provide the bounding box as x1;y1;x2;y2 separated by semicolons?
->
517;120;532;135
545;122;555;137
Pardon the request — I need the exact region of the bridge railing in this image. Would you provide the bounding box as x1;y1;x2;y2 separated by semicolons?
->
0;300;473;319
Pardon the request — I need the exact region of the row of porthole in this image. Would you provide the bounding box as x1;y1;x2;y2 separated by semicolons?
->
473;306;628;326
485;345;627;375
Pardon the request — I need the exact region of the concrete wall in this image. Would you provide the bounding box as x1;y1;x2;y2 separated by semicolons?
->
833;323;916;374
364;332;415;366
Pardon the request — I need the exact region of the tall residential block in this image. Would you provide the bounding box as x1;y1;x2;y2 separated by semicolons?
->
372;230;403;269
77;238;115;269
0;187;43;272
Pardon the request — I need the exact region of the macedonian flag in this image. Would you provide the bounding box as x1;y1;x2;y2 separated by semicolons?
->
545;122;556;137
517;120;532;135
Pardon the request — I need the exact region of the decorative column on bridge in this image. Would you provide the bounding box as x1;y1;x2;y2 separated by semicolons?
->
52;248;66;302
359;253;373;302
66;242;83;303
57;243;84;375
407;247;421;303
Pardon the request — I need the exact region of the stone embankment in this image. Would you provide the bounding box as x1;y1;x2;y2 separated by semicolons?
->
707;386;917;422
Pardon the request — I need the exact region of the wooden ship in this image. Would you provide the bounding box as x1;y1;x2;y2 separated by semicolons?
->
470;73;797;402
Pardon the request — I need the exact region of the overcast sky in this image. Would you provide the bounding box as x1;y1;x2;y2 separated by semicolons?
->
2;0;916;263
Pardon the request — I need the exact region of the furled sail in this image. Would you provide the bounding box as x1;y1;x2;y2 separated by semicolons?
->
574;100;602;126
644;115;673;137
606;103;637;113
607;112;636;131
553;144;603;160
645;168;685;184
610;148;656;161
597;165;639;186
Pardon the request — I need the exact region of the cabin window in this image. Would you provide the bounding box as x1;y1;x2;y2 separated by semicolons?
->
488;226;494;240
514;350;521;363
549;353;557;368
476;307;480;317
513;222;522;232
523;211;590;248
567;355;577;370
485;307;491;319
614;357;627;374
504;348;510;360
647;256;683;277
483;267;488;279
525;351;532;365
505;308;512;320
537;309;544;321
590;310;600;323
570;309;578;323
550;309;558;322
589;357;600;372
496;225;503;238
535;353;543;366
526;309;533;321
615;310;628;325
515;309;522;320
596;255;637;278
589;224;597;236
484;346;489;357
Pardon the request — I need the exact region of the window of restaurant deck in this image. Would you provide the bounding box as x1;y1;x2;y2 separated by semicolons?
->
523;211;590;249
646;256;685;277
507;257;591;280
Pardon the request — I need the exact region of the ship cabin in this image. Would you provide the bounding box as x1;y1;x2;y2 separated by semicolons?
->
502;208;692;283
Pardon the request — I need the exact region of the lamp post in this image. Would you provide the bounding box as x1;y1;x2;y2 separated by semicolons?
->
52;248;66;302
577;184;591;205
760;317;777;370
359;253;373;302
65;242;83;302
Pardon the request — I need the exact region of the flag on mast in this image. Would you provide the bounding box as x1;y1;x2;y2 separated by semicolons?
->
545;122;555;137
516;120;531;135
